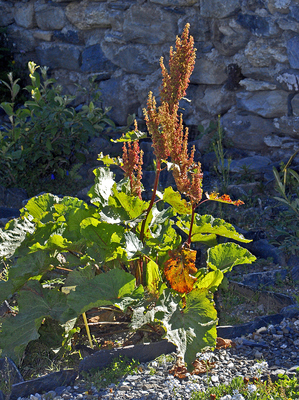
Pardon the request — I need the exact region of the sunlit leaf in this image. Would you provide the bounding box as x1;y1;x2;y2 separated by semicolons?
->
205;192;244;206
164;247;197;293
131;288;217;368
0;216;35;258
98;152;123;167
163;187;192;214
124;231;143;259
111;129;147;142
145;259;161;294
195;270;223;292
88;167;115;208
207;242;256;273
177;214;251;244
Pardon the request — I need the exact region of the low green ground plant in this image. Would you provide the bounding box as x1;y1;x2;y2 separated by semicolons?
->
270;153;299;256
81;355;139;390
191;372;299;399
0;62;114;195
0;24;256;370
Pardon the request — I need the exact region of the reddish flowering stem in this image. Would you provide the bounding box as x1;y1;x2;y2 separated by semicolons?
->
140;159;161;242
187;203;196;246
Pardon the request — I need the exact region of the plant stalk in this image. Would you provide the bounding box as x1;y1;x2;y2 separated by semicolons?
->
187;203;196;246
140;159;161;242
82;312;94;349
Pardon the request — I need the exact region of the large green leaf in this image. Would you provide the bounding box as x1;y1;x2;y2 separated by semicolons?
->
0;281;69;362
21;193;62;223
177;214;251;244
131;288;217;368
66;269;143;315
7;250;55;292
145;259;161;293
63;264;95;290
80;217;124;259
195;270;224;292
124;231;143;259
0;216;35;258
88;167;115;208
0;280;14;303
163;187;192;214
111;188;149;220
146;206;180;252
207;242;256;273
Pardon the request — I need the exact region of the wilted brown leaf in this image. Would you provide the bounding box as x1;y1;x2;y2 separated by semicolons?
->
216;337;235;349
169;357;188;379
164;246;197;293
192;358;216;375
169;357;216;379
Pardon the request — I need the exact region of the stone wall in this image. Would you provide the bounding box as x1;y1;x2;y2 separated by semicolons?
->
2;0;299;162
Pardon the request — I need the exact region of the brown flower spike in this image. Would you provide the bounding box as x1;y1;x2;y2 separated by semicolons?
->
122;122;143;199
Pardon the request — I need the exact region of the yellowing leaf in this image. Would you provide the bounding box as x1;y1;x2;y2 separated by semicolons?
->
164;247;197;293
205;192;244;206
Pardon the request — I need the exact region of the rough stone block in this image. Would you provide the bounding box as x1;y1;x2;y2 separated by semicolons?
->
101;42;157;75
200;0;240;18
81;44;117;73
14;2;35;29
66;2;110;30
0;1;14;26
268;0;291;14
245;37;288;67
35;4;66;30
123;3;177;44
7;25;36;53
237;13;269;35
53;29;81;45
191;55;227;84
150;0;197;4
287;35;299;69
212;19;250;56
36;44;81;71
236;90;289;118
222;111;275;151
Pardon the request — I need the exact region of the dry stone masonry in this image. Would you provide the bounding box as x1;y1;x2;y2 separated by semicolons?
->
2;0;299;161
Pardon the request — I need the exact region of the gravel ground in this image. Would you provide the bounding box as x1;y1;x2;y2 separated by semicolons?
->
15;316;299;400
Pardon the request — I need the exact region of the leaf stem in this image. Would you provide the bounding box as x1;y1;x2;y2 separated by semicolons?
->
187;203;196;246
82;312;94;349
140;159;161;242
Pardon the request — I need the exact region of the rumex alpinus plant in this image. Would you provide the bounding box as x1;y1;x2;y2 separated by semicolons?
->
0;24;255;369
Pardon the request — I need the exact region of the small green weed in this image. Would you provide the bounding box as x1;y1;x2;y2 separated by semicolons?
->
213;116;231;193
81;356;139;390
191;373;299;399
0;61;115;196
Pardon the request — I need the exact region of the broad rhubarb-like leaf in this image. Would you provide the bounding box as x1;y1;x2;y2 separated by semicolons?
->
0;216;35;258
131;288;217;368
177;214;251;244
66;268;143;316
164;247;197;293
195;270;224;292
145;259;161;294
88;167;115;208
0;280;69;362
162;187;192;214
207;242;256;273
